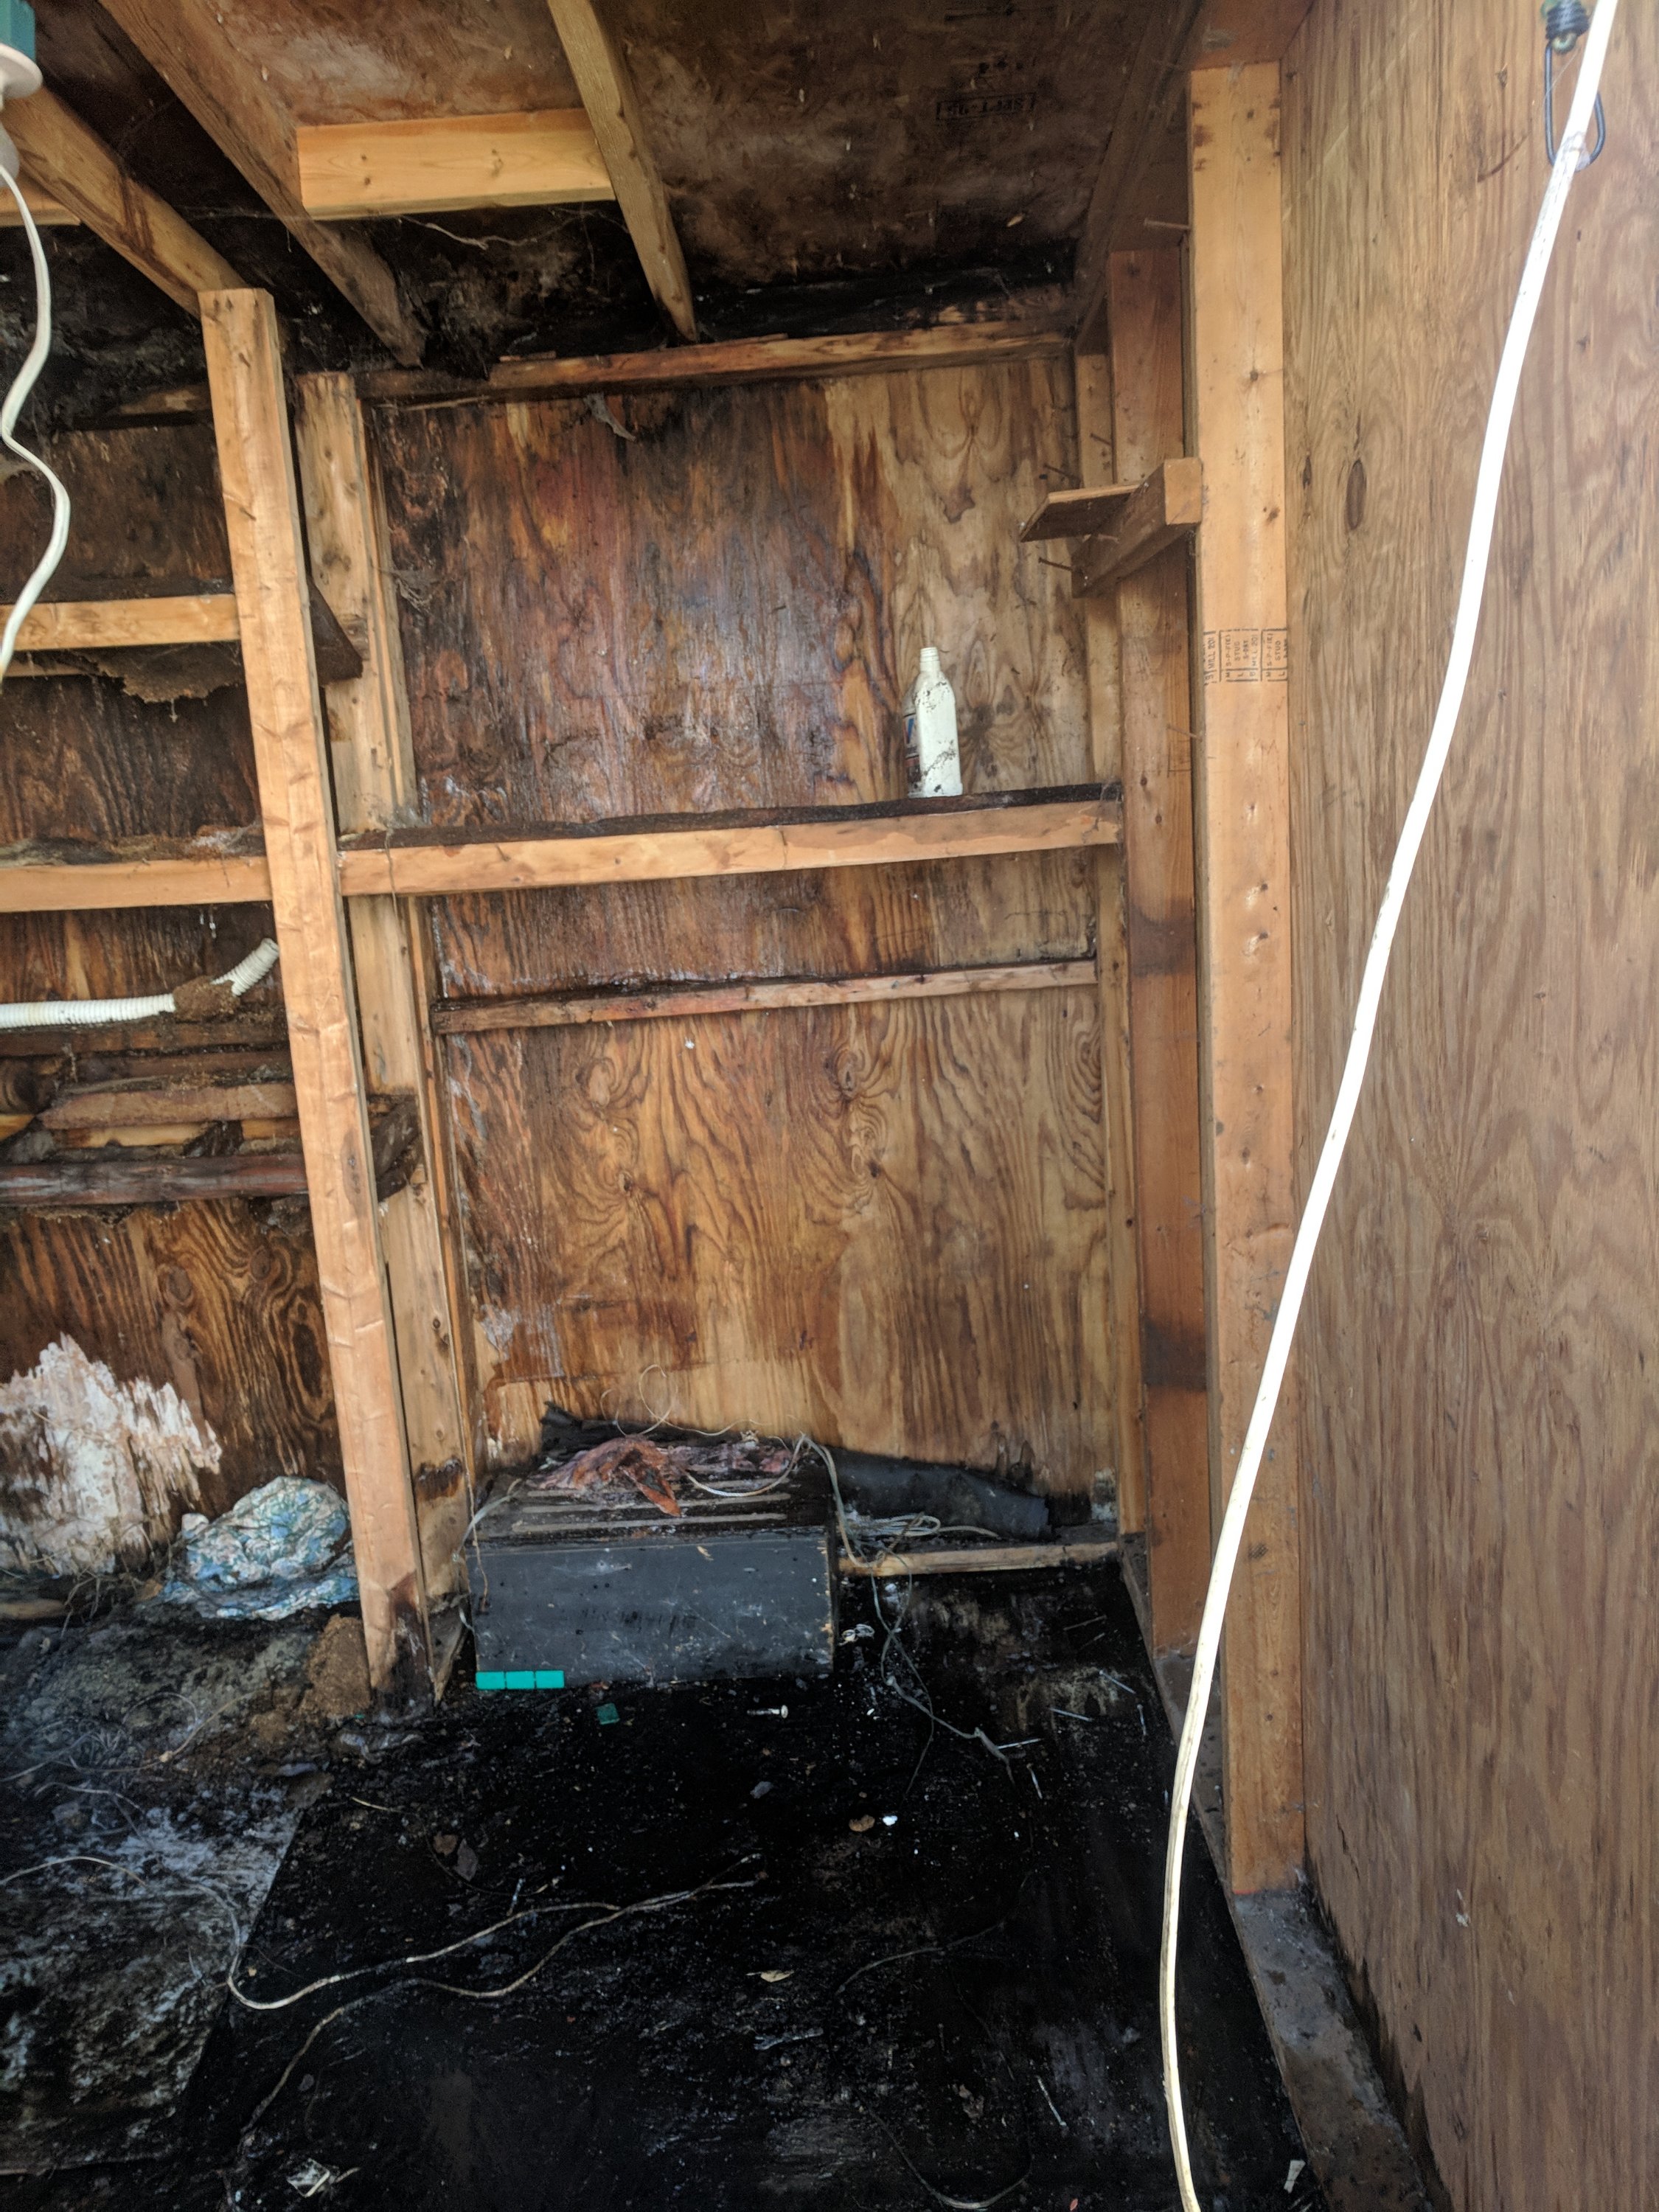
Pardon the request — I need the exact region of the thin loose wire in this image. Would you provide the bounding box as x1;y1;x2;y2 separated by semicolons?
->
1158;7;1623;2205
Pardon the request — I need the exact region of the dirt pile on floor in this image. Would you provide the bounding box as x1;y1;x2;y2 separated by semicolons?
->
299;1614;371;1721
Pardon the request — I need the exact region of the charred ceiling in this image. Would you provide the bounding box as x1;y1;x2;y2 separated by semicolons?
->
0;0;1184;420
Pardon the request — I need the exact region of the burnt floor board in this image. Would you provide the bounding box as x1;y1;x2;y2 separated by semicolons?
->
12;1570;1319;2211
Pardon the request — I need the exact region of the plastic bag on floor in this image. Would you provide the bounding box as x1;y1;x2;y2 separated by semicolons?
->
160;1477;358;1620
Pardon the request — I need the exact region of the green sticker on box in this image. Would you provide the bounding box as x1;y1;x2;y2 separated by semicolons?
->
535;1669;566;1688
475;1670;507;1692
504;1670;535;1690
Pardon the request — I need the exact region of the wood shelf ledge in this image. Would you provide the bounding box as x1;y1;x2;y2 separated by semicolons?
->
338;783;1123;898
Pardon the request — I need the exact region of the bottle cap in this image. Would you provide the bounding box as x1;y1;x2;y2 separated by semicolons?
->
919;645;941;676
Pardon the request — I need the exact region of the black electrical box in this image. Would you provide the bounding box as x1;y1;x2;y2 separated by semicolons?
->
467;1460;835;1691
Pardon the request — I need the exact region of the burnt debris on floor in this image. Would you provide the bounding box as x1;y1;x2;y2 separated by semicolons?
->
3;1567;1321;2211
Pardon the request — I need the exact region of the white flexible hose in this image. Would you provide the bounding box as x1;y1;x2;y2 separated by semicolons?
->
0;150;72;686
0;936;280;1031
1159;6;1622;2205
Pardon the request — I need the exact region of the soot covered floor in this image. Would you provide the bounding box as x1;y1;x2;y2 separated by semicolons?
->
11;1565;1319;2211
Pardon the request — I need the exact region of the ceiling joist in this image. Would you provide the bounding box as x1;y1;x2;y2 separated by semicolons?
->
97;0;425;364
296;108;613;220
4;86;242;315
545;0;696;342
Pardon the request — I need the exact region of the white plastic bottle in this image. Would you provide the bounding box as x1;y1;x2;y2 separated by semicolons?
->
903;646;961;798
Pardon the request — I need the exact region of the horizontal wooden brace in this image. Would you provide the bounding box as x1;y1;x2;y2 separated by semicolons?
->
296;108;614;220
358;318;1071;409
3;594;240;652
0;791;1120;916
839;1533;1121;1577
339;787;1122;897
3;588;360;681
0;846;274;912
1074;459;1203;597
431;957;1096;1036
0;1153;307;1207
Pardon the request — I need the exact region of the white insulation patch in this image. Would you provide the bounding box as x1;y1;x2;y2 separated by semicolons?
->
0;1336;221;1574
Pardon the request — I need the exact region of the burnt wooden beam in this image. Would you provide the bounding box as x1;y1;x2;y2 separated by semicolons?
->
0;1154;307;1206
431;958;1096;1037
358;320;1068;410
840;1534;1121;1578
42;1081;299;1130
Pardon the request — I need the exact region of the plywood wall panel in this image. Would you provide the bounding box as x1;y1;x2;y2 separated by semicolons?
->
376;358;1091;821
1283;1;1659;2203
378;360;1117;1486
451;989;1110;1481
428;850;1095;1001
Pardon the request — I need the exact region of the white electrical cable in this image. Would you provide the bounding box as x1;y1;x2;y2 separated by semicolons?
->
0;148;72;686
1158;6;1623;2205
0;936;280;1031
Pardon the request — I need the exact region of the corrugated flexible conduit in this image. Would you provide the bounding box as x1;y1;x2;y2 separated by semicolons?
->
0;123;71;686
1158;5;1623;2205
0;936;281;1030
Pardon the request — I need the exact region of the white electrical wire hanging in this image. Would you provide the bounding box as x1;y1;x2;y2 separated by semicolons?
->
0;936;280;1031
1158;5;1623;2205
0;150;72;686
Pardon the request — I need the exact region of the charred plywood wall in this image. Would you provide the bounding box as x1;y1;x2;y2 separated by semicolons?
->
0;427;341;1574
1283;1;1659;2205
376;357;1118;1484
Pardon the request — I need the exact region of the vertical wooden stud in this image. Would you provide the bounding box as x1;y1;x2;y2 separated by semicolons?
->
1074;352;1147;1534
1186;66;1305;1891
201;289;428;1697
293;372;477;1600
1105;248;1213;1658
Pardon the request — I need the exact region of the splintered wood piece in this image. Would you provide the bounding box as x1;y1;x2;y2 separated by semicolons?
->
43;1082;299;1130
0;1154;307;1206
3;87;241;313
430;958;1096;1036
1020;482;1139;542
297;108;613;219
202;287;428;1696
1072;459;1203;597
839;1534;1120;1577
337;787;1121;898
